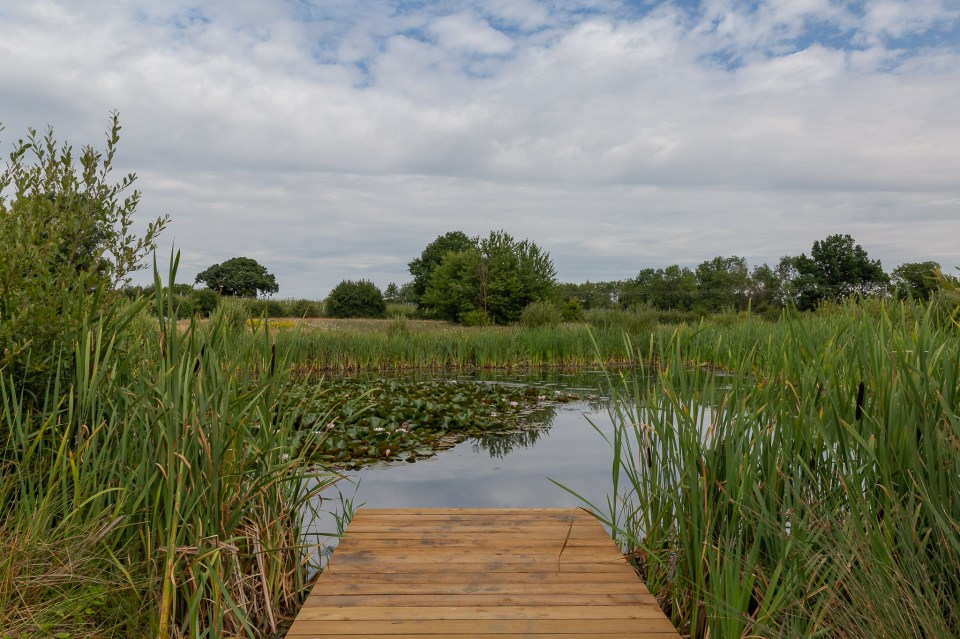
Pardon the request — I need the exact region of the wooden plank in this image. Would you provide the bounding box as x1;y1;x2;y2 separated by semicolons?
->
301;593;659;607
329;550;628;565
287;634;678;639
313;572;646;585
350;508;598;516
324;560;635;574
287;618;680;634
295;604;665;621
308;582;654;596
292;509;679;638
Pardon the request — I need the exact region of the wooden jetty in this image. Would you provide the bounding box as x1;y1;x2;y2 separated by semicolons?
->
287;508;680;638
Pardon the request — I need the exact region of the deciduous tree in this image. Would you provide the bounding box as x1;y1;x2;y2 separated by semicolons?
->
195;257;278;298
783;234;888;310
892;261;941;301
408;231;474;303
420;230;557;324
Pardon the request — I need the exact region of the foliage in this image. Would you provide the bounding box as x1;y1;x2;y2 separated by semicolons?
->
556;281;620;310
745;262;784;312
243;297;323;318
421;230;558;324
125;283;221;318
559;297;585;321
195;256;279;298
289;378;577;467
386;303;419;319
325;279;386;318
584;298;960;638
620;265;698;311
459;309;492;326
408;231;474;303
1;257;336;638
785;233;889;309
0;114;168;399
217;295;252;332
520;300;563;327
892;260;942;301
693;255;750;312
383;281;415;305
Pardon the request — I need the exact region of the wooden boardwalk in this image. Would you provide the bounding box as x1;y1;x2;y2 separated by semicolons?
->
287;508;680;638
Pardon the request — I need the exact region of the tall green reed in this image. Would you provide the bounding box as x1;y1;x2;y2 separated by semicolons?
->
586;299;959;638
1;257;338;638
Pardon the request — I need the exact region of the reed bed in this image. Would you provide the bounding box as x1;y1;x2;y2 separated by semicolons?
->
587;299;959;638
1;264;338;638
275;322;646;373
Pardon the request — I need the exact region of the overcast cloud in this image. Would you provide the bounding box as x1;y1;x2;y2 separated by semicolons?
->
1;0;958;297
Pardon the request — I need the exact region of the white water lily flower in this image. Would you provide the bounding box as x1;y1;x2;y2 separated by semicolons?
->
374;426;386;432
509;401;518;407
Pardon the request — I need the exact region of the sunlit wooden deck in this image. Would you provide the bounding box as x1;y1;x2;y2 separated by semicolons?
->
287;508;680;638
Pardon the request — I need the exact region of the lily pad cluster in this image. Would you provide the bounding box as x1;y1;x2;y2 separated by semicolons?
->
286;378;578;467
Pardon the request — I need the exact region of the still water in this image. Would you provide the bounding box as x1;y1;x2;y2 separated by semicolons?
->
340;400;616;510
313;371;631;536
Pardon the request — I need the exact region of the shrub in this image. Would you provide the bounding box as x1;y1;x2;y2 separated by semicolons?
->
289;299;323;317
459;309;491;326
560;297;585;322
326;280;386;318
190;288;220;317
0;115;167;399
520;300;562;327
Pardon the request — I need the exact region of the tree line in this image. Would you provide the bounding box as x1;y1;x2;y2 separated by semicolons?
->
557;237;943;315
183;231;953;324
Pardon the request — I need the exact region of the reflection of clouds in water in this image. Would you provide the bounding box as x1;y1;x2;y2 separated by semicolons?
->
337;401;617;510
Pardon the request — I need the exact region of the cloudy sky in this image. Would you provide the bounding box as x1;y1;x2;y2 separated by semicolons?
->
2;0;958;297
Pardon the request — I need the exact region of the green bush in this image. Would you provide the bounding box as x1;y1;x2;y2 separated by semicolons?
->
190;288;220;317
560;297;585;322
288;299;323;317
326;280;386;318
459;309;491;326
0;115;167;399
519;300;562;327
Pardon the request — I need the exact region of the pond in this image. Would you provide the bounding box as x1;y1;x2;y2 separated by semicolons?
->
309;369;634;540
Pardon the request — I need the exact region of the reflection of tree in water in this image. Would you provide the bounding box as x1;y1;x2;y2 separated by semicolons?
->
471;405;559;459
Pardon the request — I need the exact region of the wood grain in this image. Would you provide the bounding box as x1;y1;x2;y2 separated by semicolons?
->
292;508;679;637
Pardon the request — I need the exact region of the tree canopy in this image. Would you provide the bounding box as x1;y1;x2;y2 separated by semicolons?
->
785;234;889;310
195;257;279;298
407;231;475;303
419;230;557;324
892;261;942;301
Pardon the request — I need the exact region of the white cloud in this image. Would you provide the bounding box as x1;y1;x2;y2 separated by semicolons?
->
429;12;515;55
1;0;959;297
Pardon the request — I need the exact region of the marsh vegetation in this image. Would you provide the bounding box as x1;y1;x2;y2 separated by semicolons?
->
2;119;958;639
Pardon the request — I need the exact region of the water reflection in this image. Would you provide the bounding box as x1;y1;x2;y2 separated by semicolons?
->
305;369;655;541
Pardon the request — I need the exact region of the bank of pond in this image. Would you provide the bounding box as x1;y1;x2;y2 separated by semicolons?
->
2;297;958;639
